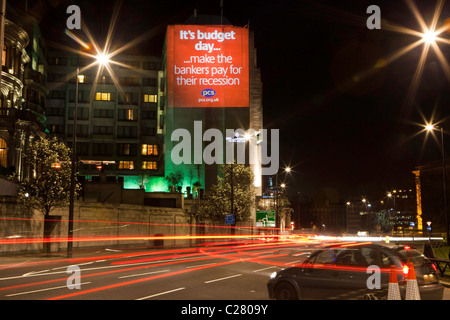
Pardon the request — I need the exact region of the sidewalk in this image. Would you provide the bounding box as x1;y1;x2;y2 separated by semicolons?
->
440;278;450;288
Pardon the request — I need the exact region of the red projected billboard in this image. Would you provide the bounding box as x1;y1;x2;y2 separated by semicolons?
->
166;25;249;108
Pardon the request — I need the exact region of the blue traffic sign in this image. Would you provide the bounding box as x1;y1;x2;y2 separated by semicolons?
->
225;214;235;225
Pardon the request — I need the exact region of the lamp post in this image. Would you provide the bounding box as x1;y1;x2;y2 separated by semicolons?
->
67;65;79;258
425;124;449;246
65;49;111;258
275;167;291;233
387;192;396;234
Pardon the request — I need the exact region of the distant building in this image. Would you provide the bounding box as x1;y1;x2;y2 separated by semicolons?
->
414;159;450;234
345;187;417;235
298;188;346;234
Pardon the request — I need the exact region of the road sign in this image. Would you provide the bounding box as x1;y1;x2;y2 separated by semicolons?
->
427;226;432;232
410;222;415;228
256;210;275;227
225;214;235;225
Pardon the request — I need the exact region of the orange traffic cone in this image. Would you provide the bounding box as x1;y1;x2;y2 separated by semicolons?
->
387;265;401;300
405;262;421;300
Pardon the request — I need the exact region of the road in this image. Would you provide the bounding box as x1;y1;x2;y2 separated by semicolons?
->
0;238;449;301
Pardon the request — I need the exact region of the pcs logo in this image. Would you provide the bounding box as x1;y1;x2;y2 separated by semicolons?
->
201;89;216;97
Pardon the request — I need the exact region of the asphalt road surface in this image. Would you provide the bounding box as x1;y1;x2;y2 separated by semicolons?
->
0;239;449;301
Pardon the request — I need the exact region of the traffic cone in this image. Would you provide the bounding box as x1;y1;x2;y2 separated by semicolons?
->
387;265;401;300
405;262;421;300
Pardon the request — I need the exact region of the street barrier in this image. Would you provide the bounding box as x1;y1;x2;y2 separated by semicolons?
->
388;265;401;300
405;262;421;300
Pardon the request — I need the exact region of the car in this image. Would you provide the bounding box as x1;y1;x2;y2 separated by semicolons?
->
267;243;444;300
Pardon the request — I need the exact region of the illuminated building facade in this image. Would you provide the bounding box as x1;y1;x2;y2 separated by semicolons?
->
162;15;263;200
0;14;46;180
45;50;165;190
414;160;450;233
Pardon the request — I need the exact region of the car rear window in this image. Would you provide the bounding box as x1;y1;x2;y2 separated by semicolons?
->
395;248;427;266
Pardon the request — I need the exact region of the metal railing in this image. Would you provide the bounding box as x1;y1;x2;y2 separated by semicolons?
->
429;258;450;279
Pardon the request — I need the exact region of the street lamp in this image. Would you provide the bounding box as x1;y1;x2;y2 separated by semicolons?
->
66;41;112;258
424;124;449;245
275;167;292;232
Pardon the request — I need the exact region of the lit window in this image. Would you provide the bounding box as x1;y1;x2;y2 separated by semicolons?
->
142;144;158;156
2;45;6;67
78;75;85;83
0;138;7;168
95;92;113;101
118;161;134;169
127;109;134;120
142;161;157;170
143;94;157;103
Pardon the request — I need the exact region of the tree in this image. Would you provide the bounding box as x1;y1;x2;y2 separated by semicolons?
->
165;170;184;192
374;209;393;234
11;137;80;253
198;164;255;225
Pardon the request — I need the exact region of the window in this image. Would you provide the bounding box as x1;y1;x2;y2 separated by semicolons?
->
117;126;137;138
142;144;158;156
118;109;137;121
119;77;139;86
142;161;157;170
0;138;7;168
95;92;114;101
69;90;90;103
118;92;138;105
141;110;156;120
93;109;114;118
48;91;65;99
98;75;113;84
2;45;6;67
92;143;113;156
93;126;113;135
49;124;63;134
68;107;89;120
143;94;157;103
118;143;137;156
48;57;67;66
77;74;86;83
142;77;157;86
119;61;139;69
68;124;89;137
47;73;65;82
46;107;64;116
141;127;156;136
143;61;159;70
118;161;134;169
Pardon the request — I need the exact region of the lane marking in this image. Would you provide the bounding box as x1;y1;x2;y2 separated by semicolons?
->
252;266;277;273
5;282;91;297
204;274;242;283
136;287;185;300
118;269;170;279
185;263;217;269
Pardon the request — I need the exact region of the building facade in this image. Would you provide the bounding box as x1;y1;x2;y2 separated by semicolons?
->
414;160;450;234
45;50;166;190
0;17;46;180
161;16;263;200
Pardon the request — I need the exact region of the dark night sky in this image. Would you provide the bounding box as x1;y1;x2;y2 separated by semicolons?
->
9;0;450;200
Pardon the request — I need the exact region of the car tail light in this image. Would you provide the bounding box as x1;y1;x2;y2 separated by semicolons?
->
402;264;409;276
403;245;411;250
431;263;438;273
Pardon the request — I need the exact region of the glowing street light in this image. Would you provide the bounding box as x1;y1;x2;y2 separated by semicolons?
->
422;30;438;44
95;52;110;66
425;124;436;132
